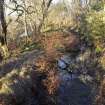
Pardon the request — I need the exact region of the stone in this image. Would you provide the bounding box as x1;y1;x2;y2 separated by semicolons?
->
58;59;67;70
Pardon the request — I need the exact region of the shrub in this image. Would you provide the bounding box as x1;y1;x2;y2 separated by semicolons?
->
79;8;105;54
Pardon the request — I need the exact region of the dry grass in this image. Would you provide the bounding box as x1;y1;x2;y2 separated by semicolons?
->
35;55;60;95
0;31;80;105
95;77;105;105
43;70;60;95
35;31;79;95
41;31;79;55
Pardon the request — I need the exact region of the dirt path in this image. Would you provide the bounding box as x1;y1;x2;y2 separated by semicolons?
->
0;50;44;78
57;72;93;105
0;50;93;105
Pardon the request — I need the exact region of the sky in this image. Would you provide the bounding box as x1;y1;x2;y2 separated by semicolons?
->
52;0;72;4
6;0;61;15
5;0;71;16
52;0;60;4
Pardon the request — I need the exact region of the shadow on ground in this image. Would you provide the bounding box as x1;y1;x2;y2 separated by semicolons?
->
57;76;93;105
0;50;43;78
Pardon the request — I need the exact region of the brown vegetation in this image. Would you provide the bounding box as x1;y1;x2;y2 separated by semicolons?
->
0;1;105;105
35;55;60;95
41;32;79;54
95;77;105;105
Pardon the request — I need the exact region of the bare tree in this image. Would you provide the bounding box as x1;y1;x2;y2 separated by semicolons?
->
38;0;53;33
0;0;10;58
0;0;7;45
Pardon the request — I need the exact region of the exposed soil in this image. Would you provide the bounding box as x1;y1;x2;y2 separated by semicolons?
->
0;49;94;105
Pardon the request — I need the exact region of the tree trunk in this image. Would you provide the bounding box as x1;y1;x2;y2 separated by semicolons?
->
38;0;53;33
23;0;29;44
0;0;9;58
0;0;7;45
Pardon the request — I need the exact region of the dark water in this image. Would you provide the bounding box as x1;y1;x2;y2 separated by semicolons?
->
57;72;93;105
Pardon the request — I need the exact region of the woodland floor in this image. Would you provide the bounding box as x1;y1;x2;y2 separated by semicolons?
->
0;49;94;105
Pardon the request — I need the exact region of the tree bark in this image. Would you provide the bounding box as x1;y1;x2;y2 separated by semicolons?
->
38;0;53;33
23;0;29;44
0;0;7;45
0;0;9;58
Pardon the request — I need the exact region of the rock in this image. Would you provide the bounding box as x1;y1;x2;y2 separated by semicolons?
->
58;59;67;70
57;55;71;70
61;55;71;64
